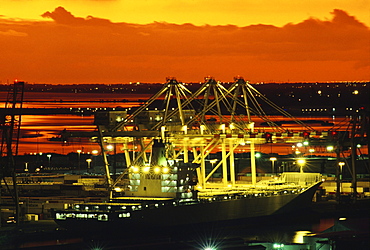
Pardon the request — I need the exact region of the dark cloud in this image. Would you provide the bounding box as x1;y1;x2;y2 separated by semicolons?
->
41;6;112;25
0;7;369;83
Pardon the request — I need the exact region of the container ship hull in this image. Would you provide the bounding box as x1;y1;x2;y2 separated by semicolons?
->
53;181;322;232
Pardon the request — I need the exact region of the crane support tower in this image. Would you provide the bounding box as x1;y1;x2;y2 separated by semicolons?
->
0;80;25;227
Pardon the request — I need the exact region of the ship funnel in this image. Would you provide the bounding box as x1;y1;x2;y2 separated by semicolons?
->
151;139;167;167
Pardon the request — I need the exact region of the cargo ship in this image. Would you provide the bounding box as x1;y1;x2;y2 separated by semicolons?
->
53;140;323;232
53;78;326;232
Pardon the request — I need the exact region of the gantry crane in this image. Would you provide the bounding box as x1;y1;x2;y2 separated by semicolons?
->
62;76;333;199
58;76;368;203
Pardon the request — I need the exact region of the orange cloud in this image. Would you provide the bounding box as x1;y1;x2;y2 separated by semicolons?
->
0;7;369;83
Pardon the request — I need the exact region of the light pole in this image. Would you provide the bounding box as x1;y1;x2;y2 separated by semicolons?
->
77;149;82;171
338;162;345;179
210;159;218;168
338;161;345;196
86;158;92;173
269;157;277;175
47;154;52;169
297;158;306;173
209;159;218;181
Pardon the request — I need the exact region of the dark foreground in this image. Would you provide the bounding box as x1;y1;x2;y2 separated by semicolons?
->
1;200;369;249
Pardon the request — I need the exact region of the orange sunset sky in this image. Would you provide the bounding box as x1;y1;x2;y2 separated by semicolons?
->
0;0;369;84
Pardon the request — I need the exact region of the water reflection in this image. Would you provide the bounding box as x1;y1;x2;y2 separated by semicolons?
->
1;92;364;156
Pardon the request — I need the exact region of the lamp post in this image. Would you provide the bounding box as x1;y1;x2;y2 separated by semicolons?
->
338;161;345;197
210;159;218;168
77;149;82;171
338;162;345;179
297;158;306;173
86;158;92;173
47;154;52;168
209;159;218;181
269;157;277;175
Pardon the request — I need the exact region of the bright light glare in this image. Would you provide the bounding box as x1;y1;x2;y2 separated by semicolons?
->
297;159;306;165
293;231;311;243
143;166;150;173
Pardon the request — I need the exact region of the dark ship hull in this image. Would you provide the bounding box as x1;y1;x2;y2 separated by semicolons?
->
53;181;322;232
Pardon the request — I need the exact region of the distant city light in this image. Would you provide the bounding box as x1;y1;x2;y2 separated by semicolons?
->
326;145;334;151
